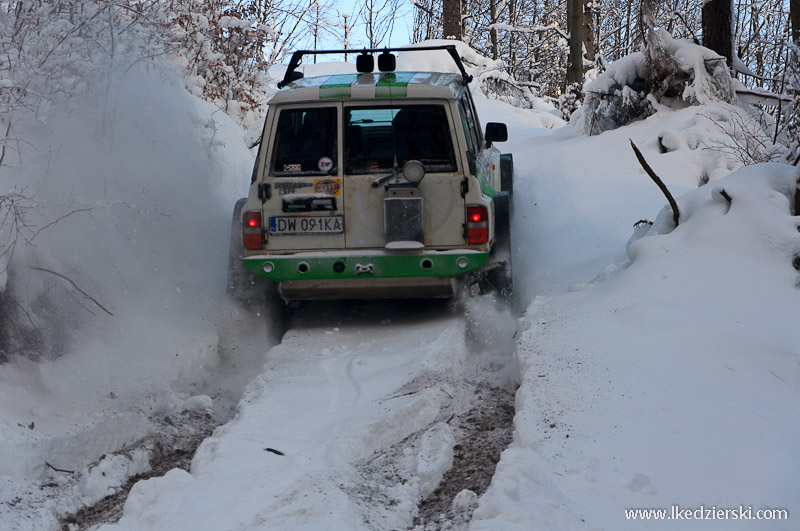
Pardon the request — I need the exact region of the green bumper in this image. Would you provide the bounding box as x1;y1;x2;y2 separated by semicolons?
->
242;251;489;282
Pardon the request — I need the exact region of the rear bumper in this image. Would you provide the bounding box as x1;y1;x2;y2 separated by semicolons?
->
242;249;489;283
278;276;456;300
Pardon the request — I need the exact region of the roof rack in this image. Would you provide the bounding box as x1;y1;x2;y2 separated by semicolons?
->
277;45;474;89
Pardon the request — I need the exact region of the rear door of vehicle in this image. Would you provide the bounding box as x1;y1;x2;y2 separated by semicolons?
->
342;102;466;249
261;104;345;251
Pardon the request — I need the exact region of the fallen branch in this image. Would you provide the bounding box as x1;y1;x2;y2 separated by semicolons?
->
383;390;418;401
29;266;114;317
630;140;680;227
264;448;284;456
45;462;74;474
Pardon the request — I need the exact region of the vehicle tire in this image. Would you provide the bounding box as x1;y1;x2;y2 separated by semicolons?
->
224;199;288;344
489;191;513;297
500;153;514;195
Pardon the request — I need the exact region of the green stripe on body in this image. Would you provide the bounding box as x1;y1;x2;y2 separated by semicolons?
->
376;85;406;98
243;252;489;282
376;72;416;86
320;85;351;99
319;74;359;99
376;72;414;98
476;166;496;197
317;72;417;99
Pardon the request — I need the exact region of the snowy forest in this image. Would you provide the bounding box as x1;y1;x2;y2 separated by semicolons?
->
1;0;800;530
2;0;796;121
0;0;797;142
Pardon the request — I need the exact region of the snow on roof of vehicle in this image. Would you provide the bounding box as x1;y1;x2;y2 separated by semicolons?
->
270;71;466;104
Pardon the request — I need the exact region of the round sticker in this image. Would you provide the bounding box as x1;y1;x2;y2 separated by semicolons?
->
318;157;334;172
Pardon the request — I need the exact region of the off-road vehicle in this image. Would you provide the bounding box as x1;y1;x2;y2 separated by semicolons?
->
228;45;513;301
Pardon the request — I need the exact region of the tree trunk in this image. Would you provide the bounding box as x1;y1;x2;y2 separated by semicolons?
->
583;0;594;64
625;1;632;55
792;0;800;44
443;0;461;40
566;0;583;86
508;0;517;76
702;0;733;67
490;0;499;60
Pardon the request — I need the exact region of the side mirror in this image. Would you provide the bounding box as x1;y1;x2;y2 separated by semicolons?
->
484;122;508;146
356;53;374;73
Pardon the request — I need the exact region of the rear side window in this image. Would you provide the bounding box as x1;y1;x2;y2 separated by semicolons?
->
345;105;457;174
271;107;337;176
458;97;480;155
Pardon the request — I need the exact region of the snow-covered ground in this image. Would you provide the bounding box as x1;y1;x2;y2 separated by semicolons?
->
473;108;800;531
1;42;798;531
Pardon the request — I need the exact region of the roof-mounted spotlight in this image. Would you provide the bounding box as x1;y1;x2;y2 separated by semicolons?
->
356;52;374;73
378;51;396;72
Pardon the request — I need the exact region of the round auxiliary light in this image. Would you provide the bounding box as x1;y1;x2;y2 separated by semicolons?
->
263;262;275;273
420;259;433;270
402;160;425;184
456;257;468;269
297;262;309;274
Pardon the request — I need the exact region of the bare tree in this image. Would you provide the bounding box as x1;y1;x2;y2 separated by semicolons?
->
255;0;318;64
411;0;440;42
489;0;499;59
566;0;584;86
356;0;402;48
443;0;462;39
330;11;355;59
703;0;733;66
793;0;800;44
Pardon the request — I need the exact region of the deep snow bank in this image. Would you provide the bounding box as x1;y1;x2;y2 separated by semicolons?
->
475;162;800;529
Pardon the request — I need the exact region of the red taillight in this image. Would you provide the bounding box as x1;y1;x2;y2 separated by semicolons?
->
242;210;264;250
466;205;489;244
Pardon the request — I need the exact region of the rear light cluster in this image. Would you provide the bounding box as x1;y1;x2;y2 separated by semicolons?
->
242;210;264;250
466;205;488;244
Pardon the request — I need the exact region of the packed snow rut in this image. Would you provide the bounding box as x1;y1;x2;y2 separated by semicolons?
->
49;296;519;530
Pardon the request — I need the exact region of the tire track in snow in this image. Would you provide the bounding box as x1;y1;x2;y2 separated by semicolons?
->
318;347;362;415
58;298;518;531
346;296;520;530
82;300;470;530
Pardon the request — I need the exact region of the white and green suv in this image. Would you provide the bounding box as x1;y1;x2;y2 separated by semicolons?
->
229;45;513;301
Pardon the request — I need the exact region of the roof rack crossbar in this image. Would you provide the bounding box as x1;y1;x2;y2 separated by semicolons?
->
277;45;474;89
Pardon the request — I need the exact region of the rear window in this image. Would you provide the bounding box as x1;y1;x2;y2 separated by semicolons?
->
345;105;457;174
270;107;337;176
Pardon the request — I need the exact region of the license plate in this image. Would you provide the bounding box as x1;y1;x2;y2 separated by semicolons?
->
269;215;344;235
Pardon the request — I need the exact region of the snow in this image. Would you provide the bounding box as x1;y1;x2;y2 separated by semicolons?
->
1;39;798;531
475;165;800;530
105;309;474;531
0;59;255;528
